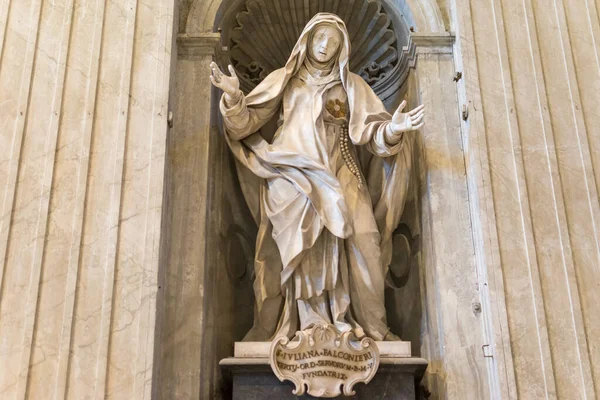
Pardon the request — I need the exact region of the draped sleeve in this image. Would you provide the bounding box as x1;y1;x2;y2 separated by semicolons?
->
219;90;282;141
346;72;405;157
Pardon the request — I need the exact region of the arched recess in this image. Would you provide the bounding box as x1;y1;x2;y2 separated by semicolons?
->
185;0;446;35
159;0;501;398
205;0;430;349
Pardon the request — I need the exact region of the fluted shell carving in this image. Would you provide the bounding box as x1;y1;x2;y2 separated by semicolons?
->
228;0;402;95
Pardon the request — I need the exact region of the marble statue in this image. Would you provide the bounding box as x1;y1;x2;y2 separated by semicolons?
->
210;13;424;342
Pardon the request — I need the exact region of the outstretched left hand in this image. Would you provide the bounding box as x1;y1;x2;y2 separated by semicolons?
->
389;100;425;134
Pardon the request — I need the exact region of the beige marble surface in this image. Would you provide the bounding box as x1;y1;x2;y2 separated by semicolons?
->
454;0;600;398
412;46;491;399
0;0;174;399
153;30;258;400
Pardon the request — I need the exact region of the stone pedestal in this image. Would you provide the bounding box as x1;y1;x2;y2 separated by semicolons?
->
219;357;428;399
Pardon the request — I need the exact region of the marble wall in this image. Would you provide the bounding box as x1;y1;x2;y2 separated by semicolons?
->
454;0;600;398
2;0;599;399
153;32;258;400
412;37;491;400
0;1;174;399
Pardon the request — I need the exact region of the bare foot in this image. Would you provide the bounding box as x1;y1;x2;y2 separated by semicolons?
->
383;331;402;341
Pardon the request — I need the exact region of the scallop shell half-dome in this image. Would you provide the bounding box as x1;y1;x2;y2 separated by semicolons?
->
223;0;410;99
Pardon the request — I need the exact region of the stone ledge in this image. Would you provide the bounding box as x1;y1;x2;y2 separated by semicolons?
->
177;33;221;57
220;357;428;399
411;32;455;47
220;357;428;376
411;32;455;55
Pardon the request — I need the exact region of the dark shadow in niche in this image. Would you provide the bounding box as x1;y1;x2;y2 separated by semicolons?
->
385;224;423;357
221;206;257;341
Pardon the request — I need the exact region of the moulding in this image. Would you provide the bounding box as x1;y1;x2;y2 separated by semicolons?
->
411;32;455;54
177;33;221;57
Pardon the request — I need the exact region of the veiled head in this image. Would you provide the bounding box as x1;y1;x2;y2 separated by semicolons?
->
255;13;351;87
308;24;343;64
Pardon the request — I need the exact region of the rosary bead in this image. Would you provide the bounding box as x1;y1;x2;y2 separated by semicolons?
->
339;124;364;190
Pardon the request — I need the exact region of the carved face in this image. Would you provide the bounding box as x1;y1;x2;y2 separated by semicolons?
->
308;25;342;63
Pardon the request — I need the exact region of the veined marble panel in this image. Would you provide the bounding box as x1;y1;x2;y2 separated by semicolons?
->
455;0;600;397
0;1;174;399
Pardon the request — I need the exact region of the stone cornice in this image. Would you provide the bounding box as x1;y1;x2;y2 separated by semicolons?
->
411;32;455;54
177;33;221;57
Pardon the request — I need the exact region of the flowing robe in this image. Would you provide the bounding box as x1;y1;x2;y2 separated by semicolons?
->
220;64;413;341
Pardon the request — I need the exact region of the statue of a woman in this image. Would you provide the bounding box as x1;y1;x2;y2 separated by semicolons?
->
210;13;424;342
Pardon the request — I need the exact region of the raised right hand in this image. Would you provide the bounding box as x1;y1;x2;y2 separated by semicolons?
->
210;62;240;98
390;100;425;134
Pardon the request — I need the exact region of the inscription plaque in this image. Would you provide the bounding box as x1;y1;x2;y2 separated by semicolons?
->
269;324;380;398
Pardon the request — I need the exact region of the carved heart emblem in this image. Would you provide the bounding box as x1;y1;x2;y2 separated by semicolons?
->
326;99;347;119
